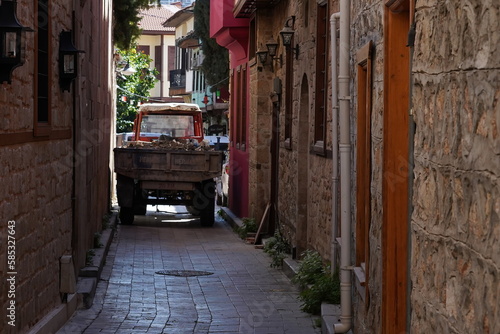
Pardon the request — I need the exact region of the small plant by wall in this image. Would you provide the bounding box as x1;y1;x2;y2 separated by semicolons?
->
263;229;291;268
93;232;103;248
102;213;111;230
292;250;340;314
85;249;96;266
236;217;258;239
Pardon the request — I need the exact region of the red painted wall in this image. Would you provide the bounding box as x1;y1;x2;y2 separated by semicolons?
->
210;0;250;217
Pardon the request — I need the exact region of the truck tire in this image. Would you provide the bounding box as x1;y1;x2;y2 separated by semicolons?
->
116;174;134;208
133;188;148;216
133;203;147;216
119;207;134;225
199;180;216;227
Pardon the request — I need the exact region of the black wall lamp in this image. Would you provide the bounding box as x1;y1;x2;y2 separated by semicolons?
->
256;37;283;72
0;0;34;84
280;16;299;60
59;31;84;91
256;16;299;71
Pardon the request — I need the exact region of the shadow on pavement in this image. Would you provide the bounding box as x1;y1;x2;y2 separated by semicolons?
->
127;204;226;229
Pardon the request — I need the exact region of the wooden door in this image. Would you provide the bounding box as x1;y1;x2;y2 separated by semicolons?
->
382;1;411;333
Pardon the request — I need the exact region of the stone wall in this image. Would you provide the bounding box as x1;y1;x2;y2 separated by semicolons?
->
411;0;500;332
248;58;274;222
248;0;338;259
350;1;385;332
0;0;114;332
0;143;73;333
237;0;498;332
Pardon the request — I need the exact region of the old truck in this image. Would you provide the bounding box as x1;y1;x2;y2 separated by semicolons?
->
114;103;223;226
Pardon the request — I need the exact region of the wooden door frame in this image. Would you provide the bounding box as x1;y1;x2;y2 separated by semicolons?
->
382;1;410;333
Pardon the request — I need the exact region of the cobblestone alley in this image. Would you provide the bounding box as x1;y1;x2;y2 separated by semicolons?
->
57;207;321;334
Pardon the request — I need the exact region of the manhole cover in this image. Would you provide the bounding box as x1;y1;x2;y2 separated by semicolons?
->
155;270;214;277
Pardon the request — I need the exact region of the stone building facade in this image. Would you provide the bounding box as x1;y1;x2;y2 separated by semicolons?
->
0;0;114;332
218;0;499;332
410;0;499;332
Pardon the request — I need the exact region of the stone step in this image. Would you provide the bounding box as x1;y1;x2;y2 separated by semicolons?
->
76;277;97;309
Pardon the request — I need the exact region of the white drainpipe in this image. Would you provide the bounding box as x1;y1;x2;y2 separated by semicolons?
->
330;12;340;273
334;0;353;332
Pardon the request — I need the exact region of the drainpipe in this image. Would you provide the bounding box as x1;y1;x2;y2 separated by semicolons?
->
334;0;353;332
330;12;340;274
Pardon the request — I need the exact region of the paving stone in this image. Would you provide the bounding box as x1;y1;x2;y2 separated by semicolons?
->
57;208;321;333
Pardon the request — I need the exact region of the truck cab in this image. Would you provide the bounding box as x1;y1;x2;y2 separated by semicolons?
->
132;103;204;143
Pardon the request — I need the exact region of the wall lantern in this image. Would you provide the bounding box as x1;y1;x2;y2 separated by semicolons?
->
0;0;33;84
256;37;283;72
266;38;279;58
59;31;84;91
256;47;268;66
280;16;299;60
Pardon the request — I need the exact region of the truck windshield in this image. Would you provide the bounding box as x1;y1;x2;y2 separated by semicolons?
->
140;114;195;137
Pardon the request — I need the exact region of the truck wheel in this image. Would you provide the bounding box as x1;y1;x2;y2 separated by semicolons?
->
119;207;134;225
134;186;148;216
133;189;148;216
200;199;215;226
133;204;147;216
199;181;216;227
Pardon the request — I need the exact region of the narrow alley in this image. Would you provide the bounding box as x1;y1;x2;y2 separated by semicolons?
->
57;207;321;334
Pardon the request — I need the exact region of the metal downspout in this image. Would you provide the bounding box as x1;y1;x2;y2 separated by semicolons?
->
334;0;352;332
330;12;340;274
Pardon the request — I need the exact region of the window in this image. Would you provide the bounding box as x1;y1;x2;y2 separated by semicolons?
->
137;45;150;56
313;2;328;154
304;0;309;27
155;46;162;80
284;32;293;148
34;0;50;136
140;114;195;137
355;41;373;301
168;46;175;72
231;64;247;151
249;17;256;61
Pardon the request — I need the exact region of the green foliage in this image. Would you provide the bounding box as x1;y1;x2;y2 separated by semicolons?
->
292;250;340;315
93;232;103;248
85;249;95;266
292;250;324;288
116;47;158;133
193;0;229;89
102;213;111;230
236;217;257;239
113;0;160;50
263;230;291;268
